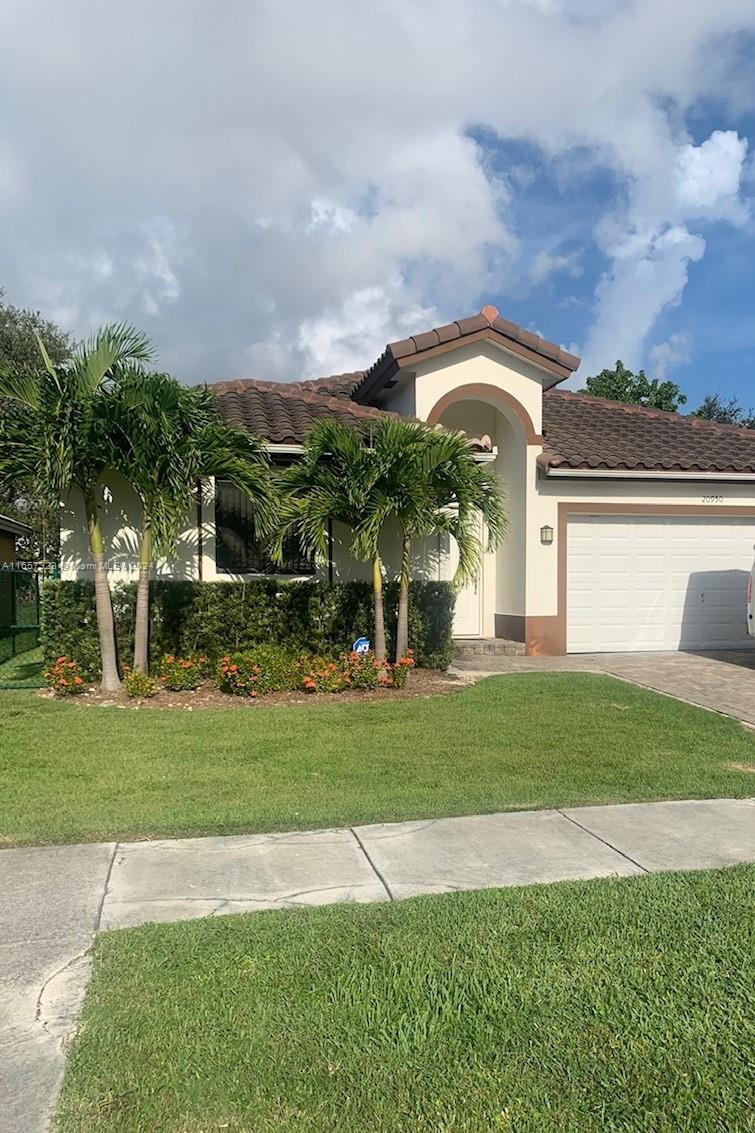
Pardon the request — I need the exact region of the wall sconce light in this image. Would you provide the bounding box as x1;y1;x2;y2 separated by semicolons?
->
540;524;554;545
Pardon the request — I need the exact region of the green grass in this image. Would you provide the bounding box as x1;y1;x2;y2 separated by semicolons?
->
0;644;44;688
55;865;755;1133
2;672;754;846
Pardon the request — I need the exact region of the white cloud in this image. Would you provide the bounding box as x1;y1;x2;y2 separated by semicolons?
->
648;332;691;378
529;249;582;285
0;0;753;380
580;225;705;379
676;130;749;219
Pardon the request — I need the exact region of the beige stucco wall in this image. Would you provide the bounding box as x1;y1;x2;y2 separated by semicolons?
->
528;475;755;619
60;477;451;589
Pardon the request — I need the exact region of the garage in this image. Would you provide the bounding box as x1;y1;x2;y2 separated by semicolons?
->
567;513;755;653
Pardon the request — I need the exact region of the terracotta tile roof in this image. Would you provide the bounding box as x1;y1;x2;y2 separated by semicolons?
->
542;391;755;473
356;304;580;400
293;372;364;399
211;378;391;446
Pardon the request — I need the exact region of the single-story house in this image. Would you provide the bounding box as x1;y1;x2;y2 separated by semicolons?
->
0;514;32;565
61;304;755;655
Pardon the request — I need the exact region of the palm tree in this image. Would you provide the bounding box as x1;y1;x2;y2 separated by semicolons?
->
274;419;390;659
109;371;274;672
0;325;155;690
353;420;506;661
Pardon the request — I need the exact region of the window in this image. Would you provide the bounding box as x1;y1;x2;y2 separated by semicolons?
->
214;481;315;576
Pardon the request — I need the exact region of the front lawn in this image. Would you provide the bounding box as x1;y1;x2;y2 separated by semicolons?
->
55;865;755;1132
1;673;753;847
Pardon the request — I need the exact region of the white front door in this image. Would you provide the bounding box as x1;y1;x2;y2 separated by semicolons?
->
567;514;755;652
450;520;483;637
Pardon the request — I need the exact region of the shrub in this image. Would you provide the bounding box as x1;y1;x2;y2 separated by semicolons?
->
300;650;396;693
159;654;206;691
216;646;305;697
124;669;159;699
41;578;456;675
301;657;347;694
44;655;85;696
390;649;415;689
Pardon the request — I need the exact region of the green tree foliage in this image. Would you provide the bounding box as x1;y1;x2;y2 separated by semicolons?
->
108;370;274;672
0;291;73;559
584;360;687;412
693;393;755;429
0;324;155;690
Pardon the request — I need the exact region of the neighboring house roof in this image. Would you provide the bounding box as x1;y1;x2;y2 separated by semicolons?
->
212;377;391;446
0;514;32;536
542;391;755;473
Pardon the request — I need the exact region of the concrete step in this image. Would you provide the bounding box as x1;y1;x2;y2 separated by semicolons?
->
453;637;525;662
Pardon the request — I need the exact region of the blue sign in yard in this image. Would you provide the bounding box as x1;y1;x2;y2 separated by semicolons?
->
352;636;370;654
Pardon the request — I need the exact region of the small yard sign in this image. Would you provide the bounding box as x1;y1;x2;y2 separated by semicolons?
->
352;636;370;655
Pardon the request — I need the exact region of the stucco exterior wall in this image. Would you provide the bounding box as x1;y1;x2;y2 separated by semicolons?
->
60;478;452;589
528;475;755;622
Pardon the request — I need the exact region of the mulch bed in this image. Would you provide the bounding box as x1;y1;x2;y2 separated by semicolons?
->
37;668;464;710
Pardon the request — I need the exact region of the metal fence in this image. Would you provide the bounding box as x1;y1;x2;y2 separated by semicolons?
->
0;568;41;664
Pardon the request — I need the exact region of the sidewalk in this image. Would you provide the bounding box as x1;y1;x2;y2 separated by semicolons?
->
2;797;754;1132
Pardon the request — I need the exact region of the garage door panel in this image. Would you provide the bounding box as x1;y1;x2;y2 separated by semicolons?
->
566;515;755;653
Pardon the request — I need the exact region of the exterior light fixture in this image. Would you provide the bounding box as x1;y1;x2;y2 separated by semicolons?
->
540;524;554;545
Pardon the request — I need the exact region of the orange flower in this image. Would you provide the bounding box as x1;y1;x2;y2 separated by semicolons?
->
73;675;83;686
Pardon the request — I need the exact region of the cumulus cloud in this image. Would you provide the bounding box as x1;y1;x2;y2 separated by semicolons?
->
648;332;692;379
0;0;753;381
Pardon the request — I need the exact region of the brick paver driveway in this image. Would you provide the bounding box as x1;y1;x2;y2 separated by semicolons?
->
456;650;755;725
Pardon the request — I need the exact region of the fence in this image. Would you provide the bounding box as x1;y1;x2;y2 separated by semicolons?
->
0;568;41;665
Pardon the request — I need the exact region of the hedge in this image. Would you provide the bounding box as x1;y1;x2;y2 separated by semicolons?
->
40;578;456;677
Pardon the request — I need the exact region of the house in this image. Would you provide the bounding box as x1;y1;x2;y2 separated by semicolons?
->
0;514;32;565
61;305;755;655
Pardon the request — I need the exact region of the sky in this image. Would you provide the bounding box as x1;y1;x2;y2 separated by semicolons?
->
1;0;755;410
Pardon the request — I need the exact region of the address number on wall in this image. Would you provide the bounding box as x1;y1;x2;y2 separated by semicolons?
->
702;494;724;503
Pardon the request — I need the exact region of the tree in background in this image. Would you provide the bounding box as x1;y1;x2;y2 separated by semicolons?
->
583;360;687;412
693;393;755;428
0;291;73;560
109;371;274;673
0;325;155;690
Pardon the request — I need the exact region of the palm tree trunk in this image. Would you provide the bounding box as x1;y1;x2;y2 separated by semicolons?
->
372;551;386;661
395;530;411;662
133;522;152;673
84;490;121;691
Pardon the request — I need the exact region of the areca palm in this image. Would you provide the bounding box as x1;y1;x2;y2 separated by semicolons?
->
109;371;274;672
353;419;506;661
0;324;155;690
275;419;390;659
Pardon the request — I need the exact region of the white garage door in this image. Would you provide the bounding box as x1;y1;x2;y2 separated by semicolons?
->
567;514;755;653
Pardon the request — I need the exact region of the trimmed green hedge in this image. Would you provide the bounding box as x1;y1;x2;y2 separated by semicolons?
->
40;579;456;677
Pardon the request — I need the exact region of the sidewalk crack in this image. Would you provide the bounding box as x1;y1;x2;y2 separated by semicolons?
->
349;828;393;900
95;842;119;932
557;810;650;874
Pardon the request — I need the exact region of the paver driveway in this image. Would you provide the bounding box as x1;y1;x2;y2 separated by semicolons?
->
455;650;755;725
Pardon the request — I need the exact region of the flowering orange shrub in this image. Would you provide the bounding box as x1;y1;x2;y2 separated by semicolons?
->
390;649;415;689
124;667;160;698
44;656;85;696
216;647;305;697
159;654;207;691
300;650;414;692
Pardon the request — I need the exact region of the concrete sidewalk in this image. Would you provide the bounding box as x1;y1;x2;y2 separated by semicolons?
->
2;797;754;1132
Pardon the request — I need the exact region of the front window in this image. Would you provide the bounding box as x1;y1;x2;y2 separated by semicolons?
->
214;481;315;575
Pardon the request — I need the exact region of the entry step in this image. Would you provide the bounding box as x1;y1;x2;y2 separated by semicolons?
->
453;637;525;662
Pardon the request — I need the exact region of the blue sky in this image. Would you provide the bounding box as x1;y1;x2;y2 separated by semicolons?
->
1;0;754;411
